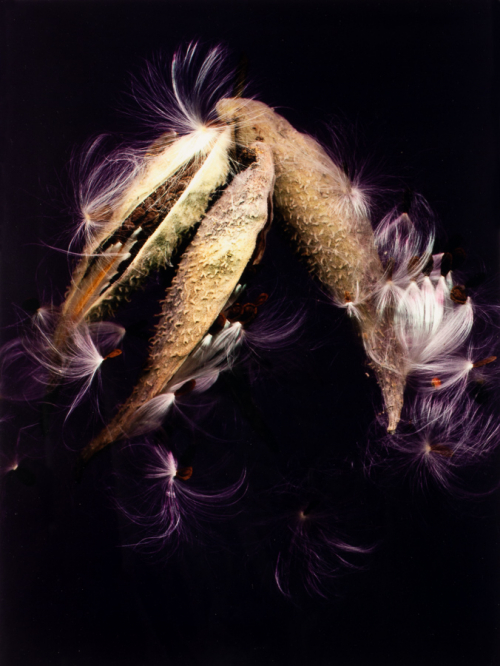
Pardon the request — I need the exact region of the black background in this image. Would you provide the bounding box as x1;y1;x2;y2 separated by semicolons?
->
1;1;500;665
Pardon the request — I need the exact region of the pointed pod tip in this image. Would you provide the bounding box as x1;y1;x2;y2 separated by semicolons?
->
386;419;398;435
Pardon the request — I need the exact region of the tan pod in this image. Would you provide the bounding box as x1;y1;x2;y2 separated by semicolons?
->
54;127;232;349
81;142;275;461
217;98;405;432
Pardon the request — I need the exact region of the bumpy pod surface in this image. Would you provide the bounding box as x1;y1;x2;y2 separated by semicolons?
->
55;126;232;349
217;98;405;431
82;142;275;461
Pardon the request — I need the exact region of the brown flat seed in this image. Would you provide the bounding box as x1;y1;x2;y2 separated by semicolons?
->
450;285;467;305
430;443;453;458
175;466;193;481
174;379;197;397
104;349;122;360
472;356;497;369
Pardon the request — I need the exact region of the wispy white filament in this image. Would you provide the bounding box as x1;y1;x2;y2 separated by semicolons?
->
128;322;244;436
120;445;246;555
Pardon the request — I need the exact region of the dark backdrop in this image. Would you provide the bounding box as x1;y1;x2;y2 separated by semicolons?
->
1;2;499;665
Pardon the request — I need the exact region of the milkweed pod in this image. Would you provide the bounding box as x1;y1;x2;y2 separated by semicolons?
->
81;141;275;462
216;97;406;432
55;124;233;349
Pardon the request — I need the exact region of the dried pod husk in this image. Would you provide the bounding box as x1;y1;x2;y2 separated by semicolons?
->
54;126;233;350
81;142;275;462
216;98;405;432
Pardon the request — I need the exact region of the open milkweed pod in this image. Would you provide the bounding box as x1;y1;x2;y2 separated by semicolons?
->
42;45;239;413
216;97;406;432
53;44;238;356
55;125;233;347
80;141;275;464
